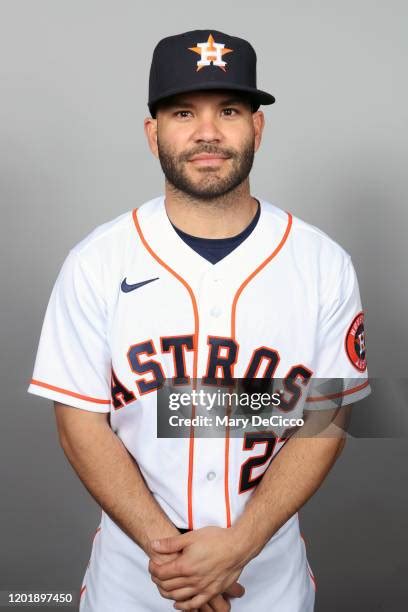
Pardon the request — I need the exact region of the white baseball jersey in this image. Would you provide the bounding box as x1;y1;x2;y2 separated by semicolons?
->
28;196;371;611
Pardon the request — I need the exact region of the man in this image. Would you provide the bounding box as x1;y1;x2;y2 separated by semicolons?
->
27;29;371;611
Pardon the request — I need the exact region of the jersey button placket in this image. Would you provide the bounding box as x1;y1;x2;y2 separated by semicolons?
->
193;272;231;526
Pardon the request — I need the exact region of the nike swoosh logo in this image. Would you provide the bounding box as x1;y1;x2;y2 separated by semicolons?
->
121;277;159;293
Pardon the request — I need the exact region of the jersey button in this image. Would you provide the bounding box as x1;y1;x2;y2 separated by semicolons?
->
206;471;216;481
210;306;222;318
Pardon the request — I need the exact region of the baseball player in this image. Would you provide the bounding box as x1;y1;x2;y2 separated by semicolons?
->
27;29;371;612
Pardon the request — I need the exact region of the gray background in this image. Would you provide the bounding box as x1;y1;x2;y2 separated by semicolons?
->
1;0;407;610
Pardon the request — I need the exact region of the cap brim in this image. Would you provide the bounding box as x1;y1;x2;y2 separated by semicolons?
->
148;82;275;114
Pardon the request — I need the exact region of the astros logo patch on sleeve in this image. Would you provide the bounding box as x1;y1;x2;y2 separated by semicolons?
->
345;312;367;372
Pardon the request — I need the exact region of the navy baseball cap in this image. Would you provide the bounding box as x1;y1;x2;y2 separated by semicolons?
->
148;29;275;117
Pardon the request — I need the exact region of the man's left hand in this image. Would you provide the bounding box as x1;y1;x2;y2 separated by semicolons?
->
148;526;250;610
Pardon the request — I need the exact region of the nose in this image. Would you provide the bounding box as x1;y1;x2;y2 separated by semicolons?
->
191;112;223;143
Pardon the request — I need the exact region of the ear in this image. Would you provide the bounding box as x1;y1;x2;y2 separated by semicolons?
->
144;116;159;158
252;110;265;152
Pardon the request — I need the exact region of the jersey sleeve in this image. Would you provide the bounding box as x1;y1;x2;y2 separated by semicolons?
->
305;255;371;410
27;249;112;412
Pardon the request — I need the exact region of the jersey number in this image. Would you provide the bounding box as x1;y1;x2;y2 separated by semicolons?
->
239;433;278;493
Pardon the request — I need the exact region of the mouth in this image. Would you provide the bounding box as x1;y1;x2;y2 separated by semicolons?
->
188;154;231;167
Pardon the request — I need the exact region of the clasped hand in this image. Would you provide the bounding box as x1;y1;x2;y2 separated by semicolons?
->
148;526;247;611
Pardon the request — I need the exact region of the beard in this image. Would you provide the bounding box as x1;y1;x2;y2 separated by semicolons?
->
157;135;255;201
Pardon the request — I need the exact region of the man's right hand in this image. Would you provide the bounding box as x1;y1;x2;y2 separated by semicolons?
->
150;549;242;611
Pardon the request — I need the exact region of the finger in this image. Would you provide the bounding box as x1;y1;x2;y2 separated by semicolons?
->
174;593;213;610
207;594;230;611
149;558;189;580
157;585;198;602
223;581;245;598
149;551;180;566
151;533;192;554
198;604;213;612
151;574;194;591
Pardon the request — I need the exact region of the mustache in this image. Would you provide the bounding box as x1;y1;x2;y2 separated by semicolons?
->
180;146;236;161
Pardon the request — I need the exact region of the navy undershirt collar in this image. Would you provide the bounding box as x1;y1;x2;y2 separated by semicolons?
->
171;200;261;265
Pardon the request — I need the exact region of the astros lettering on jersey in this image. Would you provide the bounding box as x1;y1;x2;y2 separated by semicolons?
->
28;195;370;612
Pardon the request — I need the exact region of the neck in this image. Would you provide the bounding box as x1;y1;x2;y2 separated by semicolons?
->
163;179;258;238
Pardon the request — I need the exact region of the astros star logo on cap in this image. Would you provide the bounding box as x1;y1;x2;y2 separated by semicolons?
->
188;33;233;72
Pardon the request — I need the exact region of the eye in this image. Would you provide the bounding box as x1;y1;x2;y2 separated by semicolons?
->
222;107;239;116
174;110;192;118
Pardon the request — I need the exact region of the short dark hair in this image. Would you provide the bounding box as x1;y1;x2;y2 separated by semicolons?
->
151;91;259;119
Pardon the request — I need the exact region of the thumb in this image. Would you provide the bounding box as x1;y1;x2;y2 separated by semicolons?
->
150;534;189;554
224;581;245;598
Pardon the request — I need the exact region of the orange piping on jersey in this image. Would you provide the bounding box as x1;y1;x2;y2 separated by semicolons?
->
79;585;87;599
231;213;293;346
308;569;317;591
86;524;102;570
225;212;293;528
93;526;101;541
30;379;111;404
223;399;232;527
300;533;317;591
132;208;199;530
306;379;369;402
